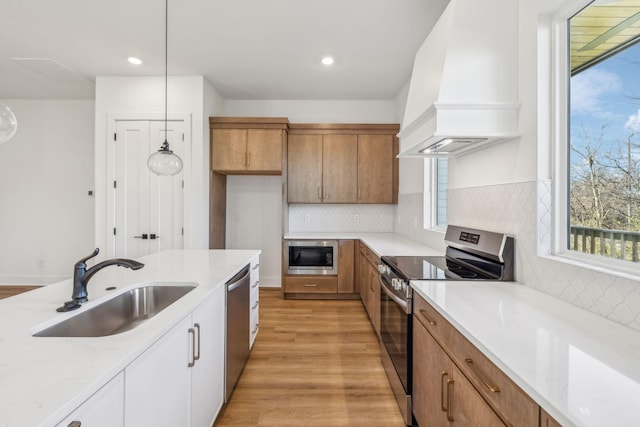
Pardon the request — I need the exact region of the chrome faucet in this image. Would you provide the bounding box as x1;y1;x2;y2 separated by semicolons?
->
57;248;144;312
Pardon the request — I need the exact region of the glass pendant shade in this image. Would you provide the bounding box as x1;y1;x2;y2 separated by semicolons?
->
147;140;183;176
0;103;18;144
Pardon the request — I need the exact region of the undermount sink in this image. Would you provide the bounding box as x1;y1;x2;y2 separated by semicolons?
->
34;283;197;337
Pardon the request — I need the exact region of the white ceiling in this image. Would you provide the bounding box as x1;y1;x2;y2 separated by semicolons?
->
0;0;449;100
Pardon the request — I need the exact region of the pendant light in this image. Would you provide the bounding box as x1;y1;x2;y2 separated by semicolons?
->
147;0;183;176
0;102;18;144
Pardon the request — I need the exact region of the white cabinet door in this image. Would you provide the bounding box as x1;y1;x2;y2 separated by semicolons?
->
124;316;191;427
190;285;226;427
56;372;124;427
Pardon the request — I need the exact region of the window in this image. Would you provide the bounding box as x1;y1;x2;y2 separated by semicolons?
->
567;1;640;264
423;158;448;230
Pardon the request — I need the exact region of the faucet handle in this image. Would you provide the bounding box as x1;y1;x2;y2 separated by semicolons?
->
75;248;100;267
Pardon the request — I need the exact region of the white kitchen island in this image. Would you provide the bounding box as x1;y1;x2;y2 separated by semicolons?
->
0;249;259;427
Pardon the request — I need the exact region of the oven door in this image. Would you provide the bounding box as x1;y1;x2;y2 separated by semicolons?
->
379;275;411;394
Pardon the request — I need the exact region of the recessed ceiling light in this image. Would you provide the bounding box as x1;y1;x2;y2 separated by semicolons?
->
127;57;143;65
321;56;335;66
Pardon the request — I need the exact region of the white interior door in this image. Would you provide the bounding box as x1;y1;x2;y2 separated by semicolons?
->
113;120;184;259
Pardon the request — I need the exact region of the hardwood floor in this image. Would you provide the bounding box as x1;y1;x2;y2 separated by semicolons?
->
214;289;406;427
0;285;39;300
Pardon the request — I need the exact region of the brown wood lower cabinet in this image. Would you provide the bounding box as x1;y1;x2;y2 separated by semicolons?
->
283;276;337;293
358;242;380;336
413;293;540;427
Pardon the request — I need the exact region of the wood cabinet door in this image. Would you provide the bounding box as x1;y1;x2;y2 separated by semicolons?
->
413;316;450;427
246;129;282;173
287;134;323;203
358;134;394;203
338;240;355;293
449;363;506;427
322;134;358;203
211;128;247;172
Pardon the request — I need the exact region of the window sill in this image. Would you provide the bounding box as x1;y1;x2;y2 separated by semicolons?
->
540;250;640;282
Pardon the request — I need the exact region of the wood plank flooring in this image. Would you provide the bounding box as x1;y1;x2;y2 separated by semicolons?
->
214;289;405;427
0;285;40;300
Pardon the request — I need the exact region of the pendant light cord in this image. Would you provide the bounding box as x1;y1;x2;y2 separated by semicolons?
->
164;0;168;144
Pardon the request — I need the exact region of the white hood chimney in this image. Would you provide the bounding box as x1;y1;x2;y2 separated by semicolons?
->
398;0;519;157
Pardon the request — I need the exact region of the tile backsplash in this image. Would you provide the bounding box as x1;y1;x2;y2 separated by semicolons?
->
288;204;394;233
447;181;640;332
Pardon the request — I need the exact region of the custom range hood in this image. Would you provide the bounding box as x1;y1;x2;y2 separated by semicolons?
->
398;0;519;157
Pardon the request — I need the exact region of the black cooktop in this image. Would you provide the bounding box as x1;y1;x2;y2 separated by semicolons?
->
381;255;492;280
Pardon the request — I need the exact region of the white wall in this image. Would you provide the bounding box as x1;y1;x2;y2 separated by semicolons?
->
0;100;94;284
225;176;282;287
223;100;400;123
94;76;222;258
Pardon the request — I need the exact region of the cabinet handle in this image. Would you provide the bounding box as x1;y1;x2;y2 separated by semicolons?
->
188;327;196;367
304;284;318;287
194;323;201;361
68;422;81;427
441;371;449;412
418;309;437;326
252;300;259;310
358;187;361;200
465;358;500;393
252;281;260;289
446;379;455;421
252;323;259;334
252;263;260;271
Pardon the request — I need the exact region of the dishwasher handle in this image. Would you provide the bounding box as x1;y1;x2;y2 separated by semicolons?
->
227;266;250;292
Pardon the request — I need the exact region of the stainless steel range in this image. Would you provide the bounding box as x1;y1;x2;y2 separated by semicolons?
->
378;225;514;426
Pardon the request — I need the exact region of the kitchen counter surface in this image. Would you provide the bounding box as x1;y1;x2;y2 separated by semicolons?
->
412;280;640;427
284;232;442;258
0;249;259;427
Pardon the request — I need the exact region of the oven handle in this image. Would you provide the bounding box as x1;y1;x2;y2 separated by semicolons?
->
380;277;411;314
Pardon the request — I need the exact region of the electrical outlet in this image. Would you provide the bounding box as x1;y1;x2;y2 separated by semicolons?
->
354;214;360;222
304;213;311;222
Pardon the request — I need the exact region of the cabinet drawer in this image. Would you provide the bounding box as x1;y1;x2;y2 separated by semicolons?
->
413;293;453;347
284;276;338;293
449;320;538;426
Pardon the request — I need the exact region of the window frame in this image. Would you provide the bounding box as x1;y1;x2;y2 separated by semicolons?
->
423;157;448;231
549;0;640;278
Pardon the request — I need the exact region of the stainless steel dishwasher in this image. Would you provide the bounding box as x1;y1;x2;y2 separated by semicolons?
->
225;264;250;402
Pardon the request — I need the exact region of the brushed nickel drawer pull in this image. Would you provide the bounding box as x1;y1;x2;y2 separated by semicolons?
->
194;323;201;361
304;284;318;287
418;309;437;326
252;281;259;289
465;358;500;392
68;422;81;427
188;328;196;367
252;301;259;310
252;323;259;334
252;263;260;270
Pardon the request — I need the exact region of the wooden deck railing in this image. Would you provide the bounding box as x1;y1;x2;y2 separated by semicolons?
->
570;226;640;262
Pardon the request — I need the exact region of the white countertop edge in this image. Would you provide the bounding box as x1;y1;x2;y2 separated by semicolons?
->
410;280;640;427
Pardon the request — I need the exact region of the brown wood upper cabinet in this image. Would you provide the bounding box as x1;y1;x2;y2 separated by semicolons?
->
210;117;288;175
287;124;399;204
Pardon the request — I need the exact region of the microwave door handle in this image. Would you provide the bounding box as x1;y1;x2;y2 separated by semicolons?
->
380;277;409;313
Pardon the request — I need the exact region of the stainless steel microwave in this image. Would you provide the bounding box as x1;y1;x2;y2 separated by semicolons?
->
284;240;338;275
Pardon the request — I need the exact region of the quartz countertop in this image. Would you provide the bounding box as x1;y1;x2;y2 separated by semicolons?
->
284;232;442;258
411;280;640;427
0;249;259;427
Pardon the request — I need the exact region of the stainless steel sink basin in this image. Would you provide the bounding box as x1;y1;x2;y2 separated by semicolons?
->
34;284;197;337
